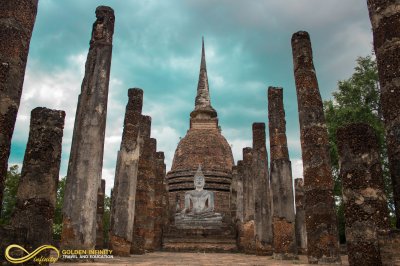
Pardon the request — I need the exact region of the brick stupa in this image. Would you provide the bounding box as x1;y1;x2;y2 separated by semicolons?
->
167;39;234;220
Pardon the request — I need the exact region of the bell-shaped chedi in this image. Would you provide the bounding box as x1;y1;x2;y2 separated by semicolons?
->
167;38;234;220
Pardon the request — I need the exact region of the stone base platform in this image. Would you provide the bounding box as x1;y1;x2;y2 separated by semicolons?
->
162;224;237;253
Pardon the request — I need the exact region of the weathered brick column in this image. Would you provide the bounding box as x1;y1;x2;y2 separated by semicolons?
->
110;88;143;256
243;147;254;222
236;165;244;223
11;107;65;261
61;6;114;251
295;178;307;255
367;0;400;229
96;179;105;249
232;165;244;223
0;0;39;208
291;31;341;264
230;165;238;222
131;116;154;254
337;123;390;265
159;153;169;241
268;87;297;259
252;123;273;255
241;147;256;254
154;151;166;250
236;160;245;252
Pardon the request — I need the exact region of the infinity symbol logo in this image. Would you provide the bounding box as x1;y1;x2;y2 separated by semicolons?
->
5;244;59;264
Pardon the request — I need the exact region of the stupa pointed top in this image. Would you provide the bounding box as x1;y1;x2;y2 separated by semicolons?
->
200;36;206;71
191;37;217;119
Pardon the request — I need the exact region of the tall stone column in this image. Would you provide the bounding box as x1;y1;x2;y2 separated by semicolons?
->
131;116;154;254
252;123;273;255
243;147;254;222
11;107;65;259
295;178;307;255
337;123;390;265
230;166;238;222
236;160;246;252
0;0;39;208
154;151;166;250
291;31;341;264
268;87;297;259
236;165;244;223
241;147;256;254
96;179;105;249
110;88;143;256
61;6;114;251
367;0;400;229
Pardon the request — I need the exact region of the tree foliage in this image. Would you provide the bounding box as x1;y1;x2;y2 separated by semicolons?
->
0;165;21;225
103;194;111;245
53;176;66;241
1;168;111;245
324;55;395;242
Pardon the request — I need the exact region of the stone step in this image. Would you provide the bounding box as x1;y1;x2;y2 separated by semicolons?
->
162;239;238;253
163;237;236;244
165;232;234;238
165;225;236;238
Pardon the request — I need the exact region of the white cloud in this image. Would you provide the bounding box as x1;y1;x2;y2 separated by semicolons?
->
12;52;125;197
12;52;85;176
102;167;116;196
151;126;180;171
11;0;373;197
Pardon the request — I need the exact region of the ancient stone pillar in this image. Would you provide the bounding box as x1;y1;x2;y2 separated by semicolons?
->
268;87;297;259
243;147;254;222
337;123;390;265
367;0;400;229
110;88;143;256
236;165;244;223
230;166;238;222
0;0;39;208
131;116;155;254
291;31;341;264
61;6;114;251
252;123;273;255
96;179;105;249
241;147;256;254
236;160;245;252
161;158;169;242
11;107;65;259
294;178;307;255
154;151;166;250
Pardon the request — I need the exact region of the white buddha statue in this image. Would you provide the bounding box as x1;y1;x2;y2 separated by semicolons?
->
175;165;222;223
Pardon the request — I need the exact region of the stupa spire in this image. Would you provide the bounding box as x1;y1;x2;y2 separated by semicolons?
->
200;37;206;70
191;37;217;118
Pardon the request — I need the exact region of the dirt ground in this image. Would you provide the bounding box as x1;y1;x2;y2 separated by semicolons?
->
54;252;349;265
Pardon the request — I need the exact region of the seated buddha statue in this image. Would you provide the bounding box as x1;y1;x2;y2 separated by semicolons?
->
175;165;222;223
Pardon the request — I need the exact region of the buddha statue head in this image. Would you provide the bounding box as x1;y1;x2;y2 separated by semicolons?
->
194;165;205;191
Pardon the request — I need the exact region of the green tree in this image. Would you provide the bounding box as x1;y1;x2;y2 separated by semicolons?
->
324;55;395;242
103;194;111;245
0;165;21;225
53;176;66;241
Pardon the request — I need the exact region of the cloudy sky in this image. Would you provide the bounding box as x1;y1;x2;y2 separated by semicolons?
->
9;0;373;195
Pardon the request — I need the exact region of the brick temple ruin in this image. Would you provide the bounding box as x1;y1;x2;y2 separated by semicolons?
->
1;2;400;266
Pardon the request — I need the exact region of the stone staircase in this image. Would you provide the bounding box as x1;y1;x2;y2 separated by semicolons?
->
162;224;238;253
